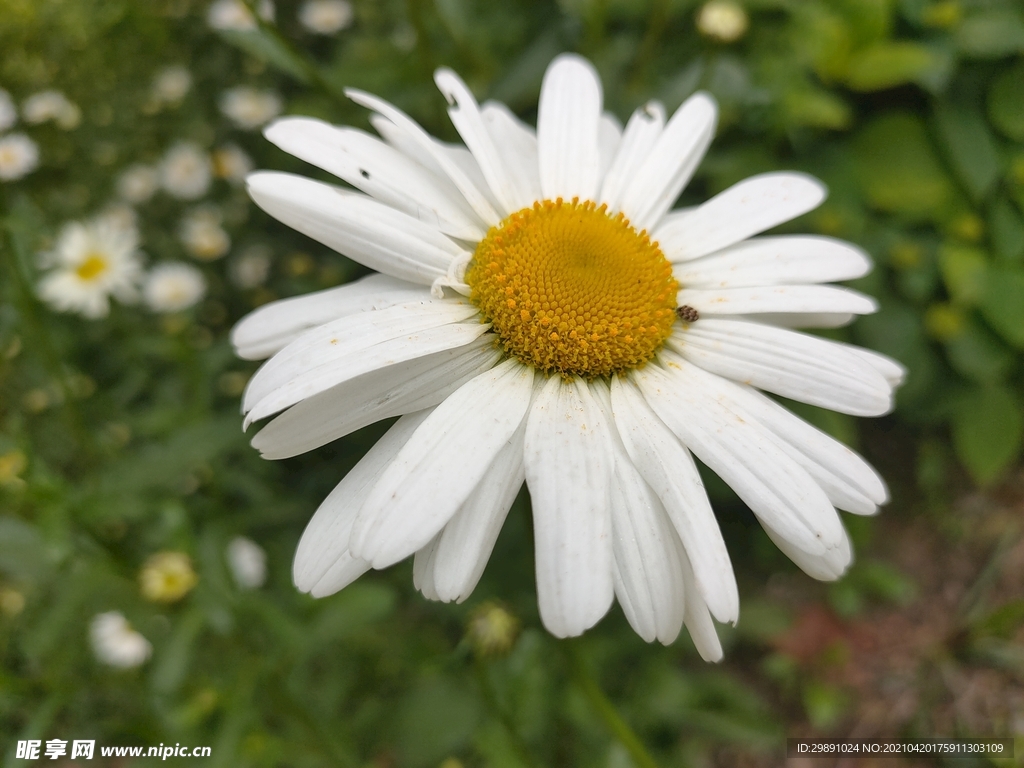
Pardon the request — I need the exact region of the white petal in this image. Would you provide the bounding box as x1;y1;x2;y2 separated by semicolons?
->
242;299;484;422
598;111;623;183
655;173;827;261
247;172;465;285
610;376;738;623
252;335;501;459
429;425;526;603
525;376;615;638
231;274;426;361
674;235;872;289
600;101;665;214
843;344;907;387
671;318;894;416
264;118;485;240
618;92;718;233
349;359;534;568
481;101;542;207
294;410;432;595
537;54;603;201
678;543;724;662
346;88;501;225
675;285;878;317
412;533;442;601
735;312;856;329
763;521;852;581
635;356;843;556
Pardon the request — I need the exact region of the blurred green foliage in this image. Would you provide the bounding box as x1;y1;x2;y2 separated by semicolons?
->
2;0;1024;766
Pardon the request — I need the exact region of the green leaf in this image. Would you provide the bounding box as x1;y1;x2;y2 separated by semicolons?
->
853;112;953;219
990;197;1024;263
955;8;1024;59
782;88;851;130
980;266;1024;347
844;43;940;91
988;61;1024;141
218;29;311;83
944;318;1014;383
938;243;989;305
933;101;1002;202
396;674;480;768
951;385;1024;486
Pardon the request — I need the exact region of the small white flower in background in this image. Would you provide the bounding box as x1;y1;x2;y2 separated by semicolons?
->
207;0;275;31
151;65;192;105
37;215;143;318
0;133;39;181
144;262;207;312
220;87;282;130
233;54;905;653
227;536;268;589
298;0;353;35
98;203;139;233
213;143;254;184
230;243;272;288
179;205;231;260
0;88;17;132
90;612;152;668
22;90;81;129
117;164;160;204
696;0;749;43
159;142;212;200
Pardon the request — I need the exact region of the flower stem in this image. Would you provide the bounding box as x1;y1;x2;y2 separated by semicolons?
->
565;642;660;768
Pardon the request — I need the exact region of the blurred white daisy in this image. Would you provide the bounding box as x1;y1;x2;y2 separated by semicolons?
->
98;203;139;233
159;142;212;200
227;536;268;589
37;216;143;318
90;612;152;668
230;244;272;288
232;54;903;653
219;87;282;130
22;90;81;129
179;205;230;260
151;65;192;105
298;0;353;35
144;262;207;312
213;143;254;184
0;88;16;132
696;0;749;43
207;0;275;31
0;133;39;181
117;164;160;204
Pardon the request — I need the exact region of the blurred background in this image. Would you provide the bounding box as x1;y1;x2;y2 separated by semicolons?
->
1;0;1023;765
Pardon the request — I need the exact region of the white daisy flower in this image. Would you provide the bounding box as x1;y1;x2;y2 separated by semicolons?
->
226;536;268;589
229;244;272;288
696;0;749;43
219;86;282;130
179;205;231;260
0;88;17;132
212;143;254;184
159;142;213;200
117;163;160;204
22;90;81;129
231;54;903;653
207;0;275;31
298;0;353;35
0;133;39;181
152;65;192;105
90;612;152;668
37;216;143;318
144;262;207;312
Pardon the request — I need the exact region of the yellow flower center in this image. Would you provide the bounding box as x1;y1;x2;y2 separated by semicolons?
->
466;198;678;377
75;253;109;281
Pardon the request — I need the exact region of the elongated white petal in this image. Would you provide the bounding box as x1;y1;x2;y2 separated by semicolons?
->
346;88;500;225
735;312;856;329
671;318;893;416
231;274;426;361
635;356;843;556
610;376;738;623
436;69;529;216
537;54;602;201
248;172;465;285
843;344;907;386
350;360;534;568
243;299;482;421
525;376;614;637
600;101;665;214
253;336;501;459
674;236;872;289
676;285;878;317
598;111;623;182
481;101;541;207
618;92;718;233
430;425;526;603
678;542;723;662
655;173;827;261
412;533;441;600
608;449;686;645
294;410;432;595
264;118;485;240
763;521;852;581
